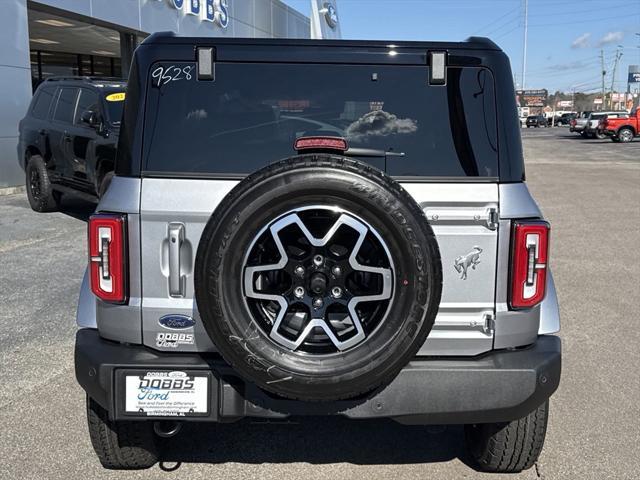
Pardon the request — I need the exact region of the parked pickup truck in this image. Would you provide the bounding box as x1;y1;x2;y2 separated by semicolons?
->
569;111;592;135
600;108;639;143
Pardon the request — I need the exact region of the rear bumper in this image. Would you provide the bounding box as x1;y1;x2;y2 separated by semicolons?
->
75;329;561;425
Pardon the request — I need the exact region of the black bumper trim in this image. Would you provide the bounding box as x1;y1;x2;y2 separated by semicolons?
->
75;329;561;425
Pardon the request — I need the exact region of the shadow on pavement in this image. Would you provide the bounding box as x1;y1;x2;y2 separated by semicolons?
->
158;417;476;470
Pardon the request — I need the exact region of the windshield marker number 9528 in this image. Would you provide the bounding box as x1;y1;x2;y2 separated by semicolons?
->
152;65;194;87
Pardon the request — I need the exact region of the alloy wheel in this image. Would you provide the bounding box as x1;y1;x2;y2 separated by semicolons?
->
243;206;394;354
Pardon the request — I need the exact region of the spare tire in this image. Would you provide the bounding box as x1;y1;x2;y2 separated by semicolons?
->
194;155;442;401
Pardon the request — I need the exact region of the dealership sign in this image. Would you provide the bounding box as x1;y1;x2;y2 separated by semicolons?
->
320;2;339;28
165;0;229;28
515;89;548;108
629;72;640;83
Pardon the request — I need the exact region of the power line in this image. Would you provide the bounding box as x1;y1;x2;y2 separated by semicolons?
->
493;24;521;41
528;13;638;27
472;5;521;35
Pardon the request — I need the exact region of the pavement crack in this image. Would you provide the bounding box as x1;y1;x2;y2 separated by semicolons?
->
535;460;544;479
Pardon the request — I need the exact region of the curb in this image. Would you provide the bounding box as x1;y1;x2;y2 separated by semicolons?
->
0;185;26;197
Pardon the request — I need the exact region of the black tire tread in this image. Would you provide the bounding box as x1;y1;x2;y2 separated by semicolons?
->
86;397;158;470
465;401;548;473
25;155;59;212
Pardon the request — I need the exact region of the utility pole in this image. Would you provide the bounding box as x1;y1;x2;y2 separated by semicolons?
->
609;48;623;109
521;0;529;90
600;49;606;111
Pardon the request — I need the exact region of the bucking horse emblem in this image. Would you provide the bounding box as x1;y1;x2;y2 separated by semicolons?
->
454;246;483;280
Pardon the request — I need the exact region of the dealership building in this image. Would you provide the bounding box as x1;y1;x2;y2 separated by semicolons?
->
0;0;341;188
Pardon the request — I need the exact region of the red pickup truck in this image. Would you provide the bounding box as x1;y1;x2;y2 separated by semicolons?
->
600;109;639;143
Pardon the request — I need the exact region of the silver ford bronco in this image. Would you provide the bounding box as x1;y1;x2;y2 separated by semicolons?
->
75;33;561;472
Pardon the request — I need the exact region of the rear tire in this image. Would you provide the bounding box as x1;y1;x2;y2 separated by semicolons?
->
464;401;549;473
86;396;158;470
25;155;59;212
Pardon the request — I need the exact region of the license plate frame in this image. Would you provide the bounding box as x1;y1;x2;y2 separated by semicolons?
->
117;369;211;418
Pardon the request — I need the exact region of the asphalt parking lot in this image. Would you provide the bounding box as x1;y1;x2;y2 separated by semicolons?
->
1;127;639;480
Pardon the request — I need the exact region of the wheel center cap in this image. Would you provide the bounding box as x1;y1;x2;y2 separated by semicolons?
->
309;272;328;295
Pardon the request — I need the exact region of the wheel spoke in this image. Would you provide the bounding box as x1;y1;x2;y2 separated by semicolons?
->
243;207;394;353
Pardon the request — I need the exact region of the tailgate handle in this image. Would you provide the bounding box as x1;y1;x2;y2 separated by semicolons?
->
425;206;499;230
168;223;185;297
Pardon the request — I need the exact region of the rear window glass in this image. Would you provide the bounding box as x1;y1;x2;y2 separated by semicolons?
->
31;87;55;119
143;63;498;177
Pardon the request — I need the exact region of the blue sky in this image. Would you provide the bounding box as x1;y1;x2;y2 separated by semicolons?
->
285;0;640;94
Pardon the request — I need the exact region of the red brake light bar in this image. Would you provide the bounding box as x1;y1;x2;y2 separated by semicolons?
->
88;213;128;304
510;221;549;309
294;136;348;152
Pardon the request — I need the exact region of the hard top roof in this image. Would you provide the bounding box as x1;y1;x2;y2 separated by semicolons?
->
141;31;501;51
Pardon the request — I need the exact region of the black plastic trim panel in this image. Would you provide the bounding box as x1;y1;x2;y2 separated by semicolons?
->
75;329;560;425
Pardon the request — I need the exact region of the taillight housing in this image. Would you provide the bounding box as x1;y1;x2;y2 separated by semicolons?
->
88;213;128;304
510;220;549;309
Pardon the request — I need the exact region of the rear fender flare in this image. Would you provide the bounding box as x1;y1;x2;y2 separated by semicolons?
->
76;268;97;328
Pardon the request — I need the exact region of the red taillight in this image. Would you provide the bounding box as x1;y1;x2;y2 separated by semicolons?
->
510;221;549;309
88;213;127;303
294;136;348;152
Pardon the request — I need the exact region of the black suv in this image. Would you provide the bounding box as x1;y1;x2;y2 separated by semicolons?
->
18;77;126;211
526;115;547;128
558;112;576;126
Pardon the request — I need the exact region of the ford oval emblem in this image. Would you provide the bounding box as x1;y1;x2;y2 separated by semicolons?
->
159;314;195;330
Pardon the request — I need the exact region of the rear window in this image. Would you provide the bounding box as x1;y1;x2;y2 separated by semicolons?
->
143;62;498;178
31;87;55;119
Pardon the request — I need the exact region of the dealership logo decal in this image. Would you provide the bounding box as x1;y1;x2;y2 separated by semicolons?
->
156;332;195;348
166;0;229;28
454;246;482;280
